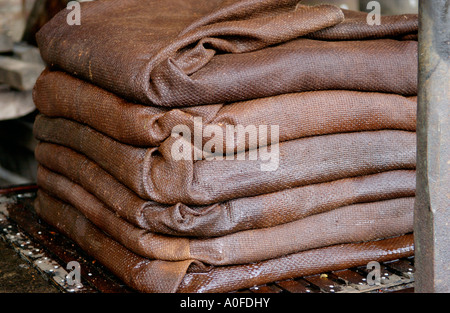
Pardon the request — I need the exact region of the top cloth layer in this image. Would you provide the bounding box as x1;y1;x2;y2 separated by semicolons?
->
36;0;418;107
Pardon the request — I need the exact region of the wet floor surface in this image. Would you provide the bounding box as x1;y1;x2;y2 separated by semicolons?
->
0;239;58;293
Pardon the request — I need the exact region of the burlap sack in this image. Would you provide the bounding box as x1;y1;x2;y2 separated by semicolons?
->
34;69;417;148
37;167;414;265
35;142;416;237
33;115;416;205
36;0;418;107
307;9;418;40
35;190;414;293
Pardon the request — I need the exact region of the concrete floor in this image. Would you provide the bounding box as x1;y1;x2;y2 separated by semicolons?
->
0;239;58;293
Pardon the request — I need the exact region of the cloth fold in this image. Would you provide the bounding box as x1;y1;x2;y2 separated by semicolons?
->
33;115;416;206
37;167;414;265
308;9;418;40
35;190;414;293
36;0;418;107
32;0;419;293
34;69;417;148
35;142;416;237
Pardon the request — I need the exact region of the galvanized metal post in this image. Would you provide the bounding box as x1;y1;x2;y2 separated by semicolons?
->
415;0;450;293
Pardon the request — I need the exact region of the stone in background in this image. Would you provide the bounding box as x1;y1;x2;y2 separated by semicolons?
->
0;0;36;42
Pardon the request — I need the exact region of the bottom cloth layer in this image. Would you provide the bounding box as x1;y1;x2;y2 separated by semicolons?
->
35;190;414;293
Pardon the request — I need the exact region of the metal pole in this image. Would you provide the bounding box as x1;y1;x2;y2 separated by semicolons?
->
415;0;450;293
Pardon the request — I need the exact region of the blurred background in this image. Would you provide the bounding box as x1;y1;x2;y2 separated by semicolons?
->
0;0;419;188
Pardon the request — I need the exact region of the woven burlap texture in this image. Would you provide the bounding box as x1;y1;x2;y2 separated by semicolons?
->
33;115;417;205
34;70;417;148
37;165;414;265
35;191;414;293
35;142;416;237
32;0;419;293
36;0;417;107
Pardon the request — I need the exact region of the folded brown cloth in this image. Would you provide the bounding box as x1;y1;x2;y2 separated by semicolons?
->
33;115;416;205
308;9;418;40
35;142;416;237
37;167;414;265
177;234;415;293
32;0;419;293
35;190;414;293
36;0;418;107
34;69;417;148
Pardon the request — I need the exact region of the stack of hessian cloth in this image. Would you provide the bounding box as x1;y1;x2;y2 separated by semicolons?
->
32;0;418;293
